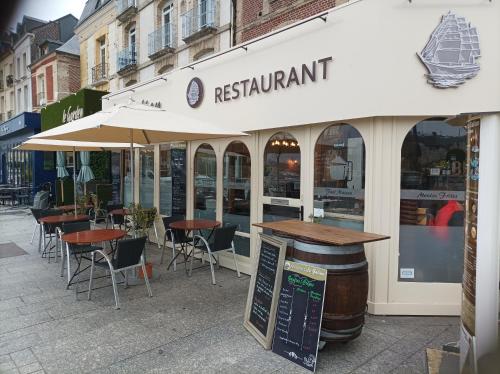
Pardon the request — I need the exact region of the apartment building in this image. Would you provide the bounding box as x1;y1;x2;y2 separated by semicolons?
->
0;37;16;123
77;0;233;92
30;36;81;111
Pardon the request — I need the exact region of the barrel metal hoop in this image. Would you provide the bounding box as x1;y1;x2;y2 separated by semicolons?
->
321;325;364;336
292;258;368;270
294;240;364;255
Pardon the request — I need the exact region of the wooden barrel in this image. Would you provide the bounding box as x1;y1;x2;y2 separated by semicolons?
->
273;231;295;258
292;237;368;342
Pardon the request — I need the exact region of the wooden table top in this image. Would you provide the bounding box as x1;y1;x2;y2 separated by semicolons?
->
56;204;92;212
253;220;390;246
109;208;129;216
62;229;127;244
170;219;221;231
39;214;90;224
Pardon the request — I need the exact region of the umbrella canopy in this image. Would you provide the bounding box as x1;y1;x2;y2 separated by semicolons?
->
77;151;94;183
56;151;69;178
16;139;144;151
30;103;248;143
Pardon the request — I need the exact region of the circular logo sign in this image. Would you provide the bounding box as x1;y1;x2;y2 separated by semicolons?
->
186;77;204;108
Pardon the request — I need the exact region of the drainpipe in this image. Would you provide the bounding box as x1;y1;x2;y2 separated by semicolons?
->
231;0;237;47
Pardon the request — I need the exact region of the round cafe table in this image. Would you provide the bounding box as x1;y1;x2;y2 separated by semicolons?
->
38;214;90;260
168;219;221;272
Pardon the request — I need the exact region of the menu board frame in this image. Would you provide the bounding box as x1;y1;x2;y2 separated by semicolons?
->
244;234;287;349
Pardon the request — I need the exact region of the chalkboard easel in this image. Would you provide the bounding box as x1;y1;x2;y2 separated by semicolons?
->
244;234;287;349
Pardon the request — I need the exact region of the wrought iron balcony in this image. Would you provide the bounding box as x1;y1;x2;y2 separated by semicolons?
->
6;75;13;87
181;0;217;43
117;45;137;74
91;63;108;84
117;0;138;22
7;110;13;119
148;23;176;59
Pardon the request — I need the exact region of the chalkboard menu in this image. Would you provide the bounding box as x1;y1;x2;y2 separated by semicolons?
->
272;261;327;372
171;148;186;215
244;234;287;349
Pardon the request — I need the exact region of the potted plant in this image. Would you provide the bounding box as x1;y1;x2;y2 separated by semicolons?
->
128;203;157;279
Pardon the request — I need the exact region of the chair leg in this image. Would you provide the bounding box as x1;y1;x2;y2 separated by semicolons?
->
142;258;153;297
189;247;195;276
207;249;216;285
88;252;95;300
216;253;220;270
30;222;37;244
153;222;160;249
60;242;65;277
124;270;129;289
38;225;42;253
66;245;71;285
110;271;120;309
172;238;177;271
231;243;241;278
160;234;166;264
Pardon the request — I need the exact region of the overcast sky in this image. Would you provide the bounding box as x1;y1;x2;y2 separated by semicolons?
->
9;0;86;29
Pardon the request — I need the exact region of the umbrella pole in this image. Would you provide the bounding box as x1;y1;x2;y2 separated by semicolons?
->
130;129;134;207
73;148;77;217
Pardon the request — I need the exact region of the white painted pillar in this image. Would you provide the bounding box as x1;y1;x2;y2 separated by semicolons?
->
471;113;500;361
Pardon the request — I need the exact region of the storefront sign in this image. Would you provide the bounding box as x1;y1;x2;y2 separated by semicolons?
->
214;57;333;104
171;148;186;215
315;187;364;199
418;12;480;88
272;261;327;372
400;189;465;201
186;77;204;108
62;105;84;124
141;99;162;108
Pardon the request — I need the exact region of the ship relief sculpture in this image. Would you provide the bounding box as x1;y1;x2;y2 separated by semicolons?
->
418;12;480;88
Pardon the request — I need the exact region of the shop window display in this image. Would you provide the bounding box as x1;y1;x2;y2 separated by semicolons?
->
223;141;251;257
314;124;365;231
194;143;216;220
263;132;300;199
399;119;466;283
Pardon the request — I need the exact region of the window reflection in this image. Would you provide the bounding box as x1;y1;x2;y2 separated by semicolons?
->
399;119;466;283
314;124;365;231
139;147;154;208
223;141;251;257
194;143;216;220
123;149;132;207
264;132;300;199
159;144;172;216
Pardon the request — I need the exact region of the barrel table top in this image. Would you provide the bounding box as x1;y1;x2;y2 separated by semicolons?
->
62;229;127;244
253;220;390;246
56;204;93;212
109;208;129;216
170;219;221;231
39;214;90;225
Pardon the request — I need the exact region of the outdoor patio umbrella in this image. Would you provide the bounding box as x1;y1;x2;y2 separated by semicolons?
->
17;139;144;215
76;151;95;197
30;102;248;205
56;151;69;178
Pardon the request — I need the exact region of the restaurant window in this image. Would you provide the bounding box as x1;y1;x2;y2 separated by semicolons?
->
194;143;216;220
313;124;365;231
399;119;466;283
139;147;154;208
123;149;133;207
223;141;251;257
263;132;300;199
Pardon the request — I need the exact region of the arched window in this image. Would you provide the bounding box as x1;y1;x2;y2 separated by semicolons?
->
314;124;365;230
264;132;300;199
194;143;216;220
223;141;251;257
399;118;466;283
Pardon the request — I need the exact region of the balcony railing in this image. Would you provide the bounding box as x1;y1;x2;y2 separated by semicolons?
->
37;92;46;107
117;0;138;22
91;63;108;84
6;75;13;87
181;0;217;42
148;23;176;59
7;110;13;119
117;45;137;74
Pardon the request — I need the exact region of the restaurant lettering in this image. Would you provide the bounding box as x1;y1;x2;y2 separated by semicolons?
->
215;57;333;104
400;189;465;201
62;106;83;124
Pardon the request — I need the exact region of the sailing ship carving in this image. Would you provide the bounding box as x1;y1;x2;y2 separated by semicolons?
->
418;12;480;88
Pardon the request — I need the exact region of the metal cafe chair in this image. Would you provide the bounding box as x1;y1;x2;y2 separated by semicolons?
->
160;215;192;271
58;220;101;287
106;203;125;229
190;224;241;285
88;236;152;309
37;209;63;259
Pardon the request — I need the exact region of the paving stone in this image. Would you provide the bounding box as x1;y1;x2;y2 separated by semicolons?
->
18;362;43;374
9;348;37;367
0;312;53;335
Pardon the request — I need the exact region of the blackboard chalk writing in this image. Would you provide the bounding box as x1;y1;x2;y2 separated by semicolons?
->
272;261;327;373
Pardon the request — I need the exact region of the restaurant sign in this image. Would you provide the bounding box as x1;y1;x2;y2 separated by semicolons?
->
62;106;84;124
400;189;465;201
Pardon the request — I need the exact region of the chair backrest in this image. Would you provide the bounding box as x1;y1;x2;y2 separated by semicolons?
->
211;224;237;252
62;220;91;235
106;203;124;213
161;215;186;241
113;236;147;270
